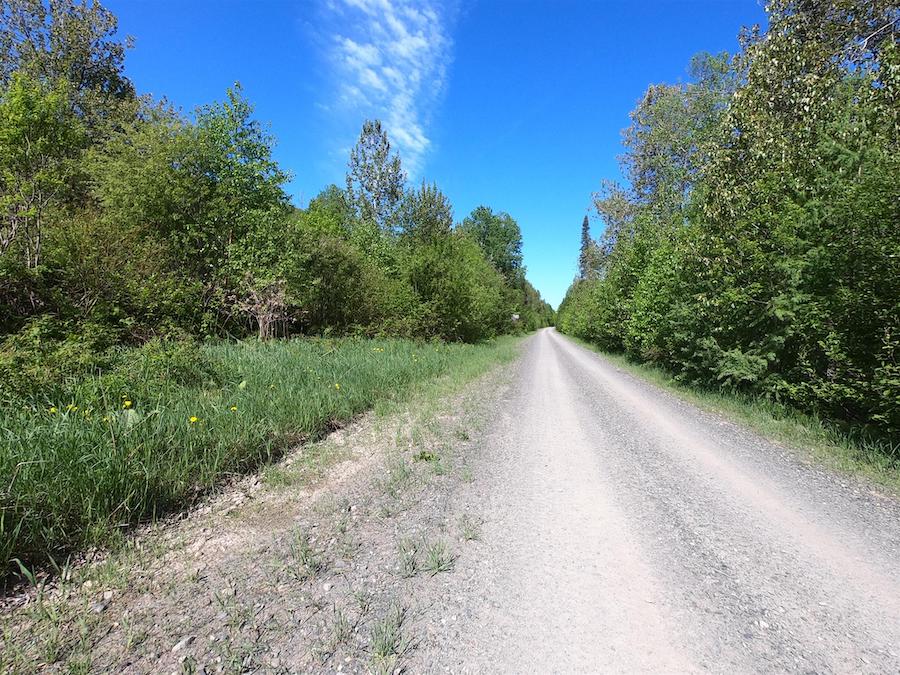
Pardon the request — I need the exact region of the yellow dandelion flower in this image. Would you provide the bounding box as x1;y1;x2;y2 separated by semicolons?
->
122;400;132;409
230;406;237;412
48;406;58;414
189;416;199;424
66;403;78;412
334;383;340;390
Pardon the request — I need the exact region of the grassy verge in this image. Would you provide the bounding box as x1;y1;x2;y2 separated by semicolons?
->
0;335;521;580
566;335;900;492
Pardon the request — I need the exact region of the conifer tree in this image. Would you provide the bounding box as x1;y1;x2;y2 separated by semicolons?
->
578;215;597;280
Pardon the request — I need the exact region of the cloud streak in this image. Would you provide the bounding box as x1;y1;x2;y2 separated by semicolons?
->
325;0;453;177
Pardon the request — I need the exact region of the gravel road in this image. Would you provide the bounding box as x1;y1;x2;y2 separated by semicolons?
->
418;328;900;673
6;328;899;673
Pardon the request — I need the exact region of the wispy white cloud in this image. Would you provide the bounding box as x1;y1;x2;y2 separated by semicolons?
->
323;0;454;177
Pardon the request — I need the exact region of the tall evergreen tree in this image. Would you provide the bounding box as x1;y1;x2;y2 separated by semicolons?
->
577;215;600;280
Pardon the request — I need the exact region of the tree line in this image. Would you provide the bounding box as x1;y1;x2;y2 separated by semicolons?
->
558;0;898;436
0;0;553;397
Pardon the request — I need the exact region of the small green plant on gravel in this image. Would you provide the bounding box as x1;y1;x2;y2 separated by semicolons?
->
458;514;482;542
397;538;419;578
288;530;325;580
431;456;449;476
369;604;407;672
413;446;450;475
0;563;108;672
225;601;257;632
338;531;361;559
316;606;355;661
66;653;92;674
261;464;295;488
352;587;374;614
213;587;236;614
0;626;24;671
460;465;474;483
332;497;352;534
333;608;353;641
41;621;63;664
330;607;354;646
409;424;426;450
380;456;413;499
413;449;437;462
216;633;262;673
422;540;455;575
121;614;149;652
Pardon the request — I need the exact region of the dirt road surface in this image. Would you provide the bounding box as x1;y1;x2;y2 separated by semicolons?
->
415;328;900;673
6;328;900;673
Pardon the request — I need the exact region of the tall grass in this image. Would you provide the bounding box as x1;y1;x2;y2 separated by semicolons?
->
0;336;518;578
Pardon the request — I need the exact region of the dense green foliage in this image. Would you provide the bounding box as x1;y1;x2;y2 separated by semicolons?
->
0;0;552;352
559;0;899;437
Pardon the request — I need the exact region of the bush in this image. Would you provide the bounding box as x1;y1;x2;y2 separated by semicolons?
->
407;233;511;342
0;317;117;407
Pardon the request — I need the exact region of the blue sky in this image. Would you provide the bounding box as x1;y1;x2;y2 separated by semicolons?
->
107;0;766;308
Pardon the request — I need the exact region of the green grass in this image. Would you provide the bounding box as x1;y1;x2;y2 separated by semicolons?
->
568;336;900;491
369;603;407;671
457;514;482;542
396;538;419;578
0;335;521;581
421;539;454;575
288;529;325;580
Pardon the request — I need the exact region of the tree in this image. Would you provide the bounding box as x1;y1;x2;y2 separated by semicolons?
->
397;181;453;244
0;73;84;269
592;180;633;259
345;119;405;233
1;0;135;134
559;1;900;435
688;0;900;426
513;278;555;331
87;85;290;337
577;215;601;281
459;205;524;282
622;52;735;216
407;232;510;342
92;86;288;283
301;184;351;236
